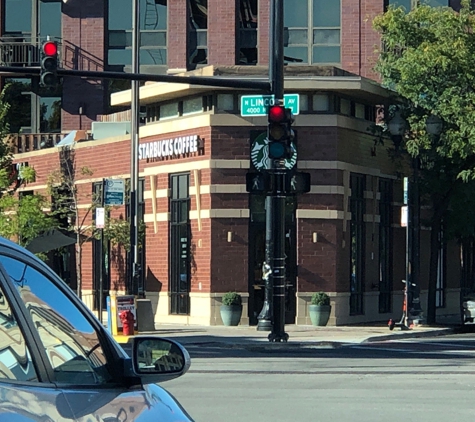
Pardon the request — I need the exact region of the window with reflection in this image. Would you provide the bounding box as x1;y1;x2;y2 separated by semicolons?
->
108;0;168;69
284;0;340;65
0;283;37;382
189;0;208;67
0;256;112;385
239;0;257;65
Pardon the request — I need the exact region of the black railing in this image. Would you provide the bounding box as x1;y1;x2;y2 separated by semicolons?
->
0;37;62;67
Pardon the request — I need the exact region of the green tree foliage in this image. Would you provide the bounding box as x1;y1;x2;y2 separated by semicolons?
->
374;0;475;323
0;85;56;248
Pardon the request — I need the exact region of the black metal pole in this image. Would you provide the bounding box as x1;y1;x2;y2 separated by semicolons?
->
257;196;274;331
256;0;277;332
98;178;105;324
411;158;422;322
268;0;288;342
129;0;141;296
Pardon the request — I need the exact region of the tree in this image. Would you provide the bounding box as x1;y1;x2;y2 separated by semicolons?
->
373;0;475;323
0;85;56;247
48;145;133;298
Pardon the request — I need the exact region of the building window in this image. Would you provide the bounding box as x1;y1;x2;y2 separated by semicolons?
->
217;94;235;112
239;0;257;65
349;173;365;315
385;0;452;10
189;0;208;67
284;0;341;65
169;173;191;315
379;179;392;314
183;97;204;115
108;0;167;69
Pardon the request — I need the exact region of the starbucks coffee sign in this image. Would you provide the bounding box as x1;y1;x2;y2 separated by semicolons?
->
139;135;200;160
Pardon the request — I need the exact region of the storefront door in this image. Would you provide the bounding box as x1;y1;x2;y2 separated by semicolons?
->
248;195;297;325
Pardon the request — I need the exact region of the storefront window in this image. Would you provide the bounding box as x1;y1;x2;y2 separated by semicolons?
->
183;97;203;115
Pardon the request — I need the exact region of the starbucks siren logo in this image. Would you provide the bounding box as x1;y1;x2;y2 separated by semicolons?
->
251;132;297;171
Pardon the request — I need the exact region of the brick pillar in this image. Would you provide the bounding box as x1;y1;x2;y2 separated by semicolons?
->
168;0;189;73
258;0;270;65
361;0;384;80
208;0;238;66
341;0;362;76
61;0;106;131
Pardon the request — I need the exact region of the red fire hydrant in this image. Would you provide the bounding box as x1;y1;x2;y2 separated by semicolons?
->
119;310;135;336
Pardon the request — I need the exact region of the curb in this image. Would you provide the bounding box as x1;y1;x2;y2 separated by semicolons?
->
361;327;454;343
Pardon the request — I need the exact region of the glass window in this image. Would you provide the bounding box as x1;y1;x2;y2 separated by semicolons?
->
284;0;341;65
160;102;179;120
217;94;235;111
39;2;61;40
5;0;32;34
313;0;340;27
0;256;113;385
284;0;308;27
0;282;37;382
313;94;330;111
183;97;203;115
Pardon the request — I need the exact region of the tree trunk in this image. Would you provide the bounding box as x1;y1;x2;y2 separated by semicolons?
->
76;235;82;299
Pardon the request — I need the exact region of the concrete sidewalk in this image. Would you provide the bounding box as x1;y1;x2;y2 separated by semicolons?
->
114;323;457;347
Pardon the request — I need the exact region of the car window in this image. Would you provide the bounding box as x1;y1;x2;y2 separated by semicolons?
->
0;255;113;385
0;281;37;382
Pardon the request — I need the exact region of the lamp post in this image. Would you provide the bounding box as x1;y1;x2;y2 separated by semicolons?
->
387;110;443;327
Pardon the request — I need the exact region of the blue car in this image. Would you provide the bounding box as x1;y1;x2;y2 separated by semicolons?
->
0;236;193;421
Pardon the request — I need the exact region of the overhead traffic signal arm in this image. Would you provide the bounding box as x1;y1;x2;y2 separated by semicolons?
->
267;105;294;160
40;41;59;88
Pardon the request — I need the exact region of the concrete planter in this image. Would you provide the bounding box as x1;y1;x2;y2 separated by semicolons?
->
309;304;331;326
220;304;243;326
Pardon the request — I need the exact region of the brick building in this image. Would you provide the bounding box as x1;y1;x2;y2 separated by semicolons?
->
2;0;465;325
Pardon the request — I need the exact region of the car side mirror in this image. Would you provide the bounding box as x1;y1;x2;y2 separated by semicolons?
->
130;336;191;383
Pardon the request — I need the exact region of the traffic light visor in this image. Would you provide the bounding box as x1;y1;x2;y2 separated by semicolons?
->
43;42;57;56
268;105;285;122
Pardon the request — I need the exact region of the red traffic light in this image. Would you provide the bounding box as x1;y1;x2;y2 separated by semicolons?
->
268;105;286;122
42;41;58;56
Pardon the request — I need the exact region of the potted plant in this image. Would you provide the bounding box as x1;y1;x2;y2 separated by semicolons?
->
309;292;331;326
220;292;243;326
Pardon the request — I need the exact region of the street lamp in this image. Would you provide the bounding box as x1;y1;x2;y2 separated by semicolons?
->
387;110;443;328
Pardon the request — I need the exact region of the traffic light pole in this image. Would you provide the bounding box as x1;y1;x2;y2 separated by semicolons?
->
129;0;141;297
268;0;288;342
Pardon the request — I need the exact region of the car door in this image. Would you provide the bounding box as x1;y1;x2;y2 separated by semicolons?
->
0;258;75;421
0;247;193;422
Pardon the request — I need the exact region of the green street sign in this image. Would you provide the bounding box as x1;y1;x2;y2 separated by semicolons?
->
241;94;300;117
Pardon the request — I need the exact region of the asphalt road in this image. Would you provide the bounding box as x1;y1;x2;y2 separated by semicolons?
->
163;334;475;422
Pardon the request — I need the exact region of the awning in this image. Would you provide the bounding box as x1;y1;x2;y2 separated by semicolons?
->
25;229;77;254
56;130;77;147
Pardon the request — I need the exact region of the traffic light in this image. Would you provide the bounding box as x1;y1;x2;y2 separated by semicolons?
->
40;41;59;88
267;104;294;159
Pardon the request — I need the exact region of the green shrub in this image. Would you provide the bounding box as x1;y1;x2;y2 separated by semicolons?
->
222;292;242;306
311;292;330;306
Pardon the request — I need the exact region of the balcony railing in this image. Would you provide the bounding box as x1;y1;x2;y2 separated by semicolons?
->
6;133;63;154
0;37;62;67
